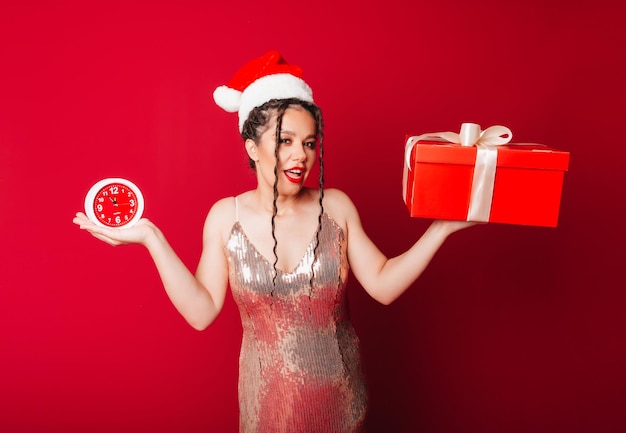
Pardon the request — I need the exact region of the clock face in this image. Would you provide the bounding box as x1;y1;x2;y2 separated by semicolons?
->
84;178;144;228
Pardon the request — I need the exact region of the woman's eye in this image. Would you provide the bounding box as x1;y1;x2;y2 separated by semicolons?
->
279;138;290;144
304;141;317;149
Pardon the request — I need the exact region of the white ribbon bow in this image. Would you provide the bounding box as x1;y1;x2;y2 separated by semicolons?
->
403;123;513;222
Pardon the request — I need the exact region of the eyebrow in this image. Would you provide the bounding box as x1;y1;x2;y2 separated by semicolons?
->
279;130;317;140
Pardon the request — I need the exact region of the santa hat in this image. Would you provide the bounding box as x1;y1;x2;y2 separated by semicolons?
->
213;50;314;131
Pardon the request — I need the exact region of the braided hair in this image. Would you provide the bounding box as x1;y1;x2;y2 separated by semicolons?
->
241;98;325;291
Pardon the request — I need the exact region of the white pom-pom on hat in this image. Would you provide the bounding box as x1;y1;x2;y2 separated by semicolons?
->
213;50;314;131
213;85;242;113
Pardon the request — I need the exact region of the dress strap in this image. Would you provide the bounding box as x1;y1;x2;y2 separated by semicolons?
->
234;196;239;222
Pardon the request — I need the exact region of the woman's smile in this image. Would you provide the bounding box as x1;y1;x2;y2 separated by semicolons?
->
284;166;305;183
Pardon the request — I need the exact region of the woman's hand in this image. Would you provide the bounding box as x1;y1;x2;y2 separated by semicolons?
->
432;219;480;236
72;212;157;247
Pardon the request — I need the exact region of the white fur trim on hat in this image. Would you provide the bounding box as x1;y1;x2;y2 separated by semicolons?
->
237;73;314;131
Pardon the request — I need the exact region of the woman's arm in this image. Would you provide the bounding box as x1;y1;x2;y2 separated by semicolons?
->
329;190;474;305
72;198;232;330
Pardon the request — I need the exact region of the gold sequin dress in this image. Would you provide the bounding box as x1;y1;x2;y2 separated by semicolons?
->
225;206;368;433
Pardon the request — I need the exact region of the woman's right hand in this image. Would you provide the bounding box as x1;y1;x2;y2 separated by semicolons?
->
72;212;158;247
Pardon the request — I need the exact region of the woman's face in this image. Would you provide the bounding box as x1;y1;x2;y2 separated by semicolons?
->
248;106;318;194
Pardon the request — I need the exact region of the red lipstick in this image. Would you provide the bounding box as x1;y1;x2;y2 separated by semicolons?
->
284;166;305;183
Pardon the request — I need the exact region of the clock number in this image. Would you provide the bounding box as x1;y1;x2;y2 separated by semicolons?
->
115;216;121;224
109;186;119;195
129;199;135;207
96;204;103;212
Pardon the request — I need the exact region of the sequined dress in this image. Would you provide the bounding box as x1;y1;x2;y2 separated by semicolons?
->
225;206;368;433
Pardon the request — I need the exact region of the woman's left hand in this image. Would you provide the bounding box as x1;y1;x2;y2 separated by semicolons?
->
432;219;480;236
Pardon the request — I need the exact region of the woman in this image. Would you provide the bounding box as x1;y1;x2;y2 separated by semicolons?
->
73;51;474;433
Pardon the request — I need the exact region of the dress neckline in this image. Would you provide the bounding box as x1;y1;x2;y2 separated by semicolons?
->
229;213;343;275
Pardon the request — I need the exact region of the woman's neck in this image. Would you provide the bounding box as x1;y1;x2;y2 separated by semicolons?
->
251;187;315;217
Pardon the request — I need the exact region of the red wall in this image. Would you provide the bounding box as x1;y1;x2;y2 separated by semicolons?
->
1;1;625;432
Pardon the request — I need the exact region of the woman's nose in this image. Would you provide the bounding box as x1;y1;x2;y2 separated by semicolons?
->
292;142;306;161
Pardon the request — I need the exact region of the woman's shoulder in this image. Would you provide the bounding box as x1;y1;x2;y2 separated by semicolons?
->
323;188;356;210
207;190;260;224
203;196;239;238
208;196;235;217
322;188;359;228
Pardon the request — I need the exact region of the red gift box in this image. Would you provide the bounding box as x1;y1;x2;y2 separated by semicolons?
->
403;125;570;227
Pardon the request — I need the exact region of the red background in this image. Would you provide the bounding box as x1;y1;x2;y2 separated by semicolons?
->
1;1;625;432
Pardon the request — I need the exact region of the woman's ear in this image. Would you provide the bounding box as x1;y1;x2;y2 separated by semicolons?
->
245;139;259;162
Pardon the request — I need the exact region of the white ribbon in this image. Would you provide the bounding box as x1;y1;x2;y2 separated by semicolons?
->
403;123;513;222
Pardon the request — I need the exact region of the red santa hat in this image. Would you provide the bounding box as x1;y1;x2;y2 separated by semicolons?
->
213;50;314;131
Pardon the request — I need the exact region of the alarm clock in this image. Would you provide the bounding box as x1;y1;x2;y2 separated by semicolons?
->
84;178;144;228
